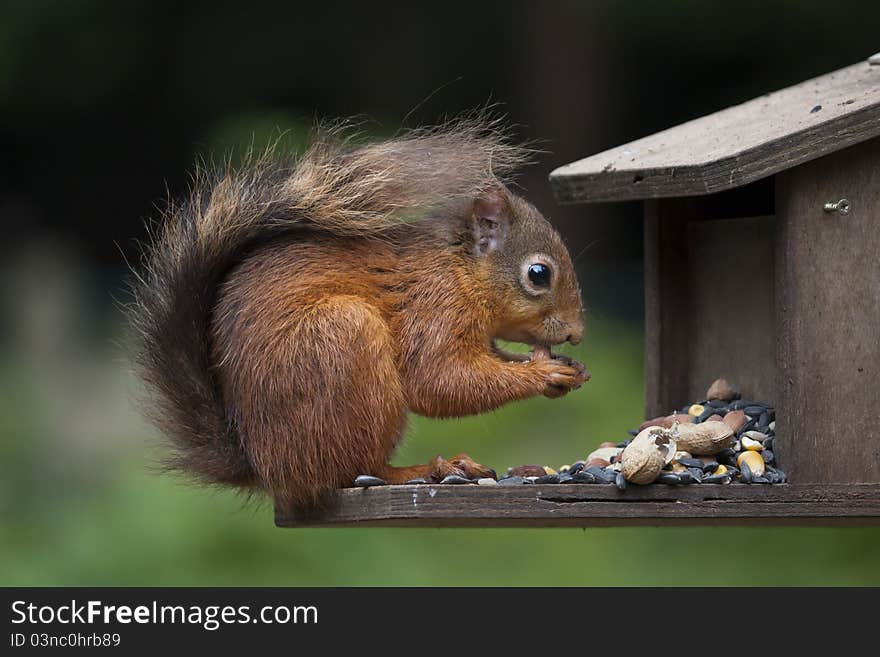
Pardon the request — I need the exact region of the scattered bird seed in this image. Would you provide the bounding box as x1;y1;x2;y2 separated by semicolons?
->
349;380;786;491
741;436;764;451
678;471;699;485
354;475;387;487
440;475;473;484
586;466;616;483
687;467;705;480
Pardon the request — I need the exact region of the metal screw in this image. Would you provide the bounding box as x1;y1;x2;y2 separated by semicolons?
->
823;198;851;215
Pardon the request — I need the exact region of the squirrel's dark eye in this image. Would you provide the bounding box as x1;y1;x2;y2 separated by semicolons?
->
527;263;552;287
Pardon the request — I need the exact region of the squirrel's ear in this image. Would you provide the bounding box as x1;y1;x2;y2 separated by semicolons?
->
470;187;511;256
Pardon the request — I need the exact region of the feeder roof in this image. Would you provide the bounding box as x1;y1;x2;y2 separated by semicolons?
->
550;59;880;204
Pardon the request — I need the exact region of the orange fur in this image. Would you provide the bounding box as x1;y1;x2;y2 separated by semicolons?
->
211;204;586;512
130;120;586;515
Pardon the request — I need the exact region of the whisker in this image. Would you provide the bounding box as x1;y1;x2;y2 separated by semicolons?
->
573;239;600;265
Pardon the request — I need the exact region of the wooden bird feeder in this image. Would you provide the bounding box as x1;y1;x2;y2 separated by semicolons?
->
277;57;880;528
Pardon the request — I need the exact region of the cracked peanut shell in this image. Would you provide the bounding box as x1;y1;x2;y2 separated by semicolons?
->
620;426;677;484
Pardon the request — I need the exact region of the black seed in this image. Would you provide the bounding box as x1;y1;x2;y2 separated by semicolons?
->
737;417;757;436
615;473;627;490
759;412;770;428
697;407;717;423
572;471;597;484
569;461;585;475
702;474;731;484
762;450;775;464
678;471;699;484
587;466;616;483
405;478;428;485
764;437;775;451
535;473;560;484
657;473;680;485
752;476;771;484
706;400;727;409
740;463;753;484
718;449;738;466
687;467;705;481
354;475;387;487
701;460;720;473
558;473;574;484
677;457;704;469
440;475;473;484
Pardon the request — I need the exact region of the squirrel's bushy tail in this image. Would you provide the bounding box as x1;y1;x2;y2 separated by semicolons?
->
129;117;530;487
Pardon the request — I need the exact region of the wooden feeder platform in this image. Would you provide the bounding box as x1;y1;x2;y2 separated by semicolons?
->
276;483;880;527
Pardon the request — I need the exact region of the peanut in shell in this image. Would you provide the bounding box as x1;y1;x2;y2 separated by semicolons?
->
620;426;677;484
672;420;735;456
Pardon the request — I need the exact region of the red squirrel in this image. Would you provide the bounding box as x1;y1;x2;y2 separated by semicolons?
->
131;119;588;514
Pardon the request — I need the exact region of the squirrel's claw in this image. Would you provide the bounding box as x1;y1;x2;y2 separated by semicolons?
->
427;454;496;482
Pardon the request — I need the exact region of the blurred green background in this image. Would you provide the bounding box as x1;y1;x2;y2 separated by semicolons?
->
2;1;880;586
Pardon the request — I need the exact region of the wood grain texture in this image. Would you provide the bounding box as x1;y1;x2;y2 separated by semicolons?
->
775;137;880;484
275;484;880;527
685;215;776;404
644;195;775;418
550;62;880;204
644;199;691;417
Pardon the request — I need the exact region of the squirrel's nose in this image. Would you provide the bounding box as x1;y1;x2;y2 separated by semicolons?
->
566;316;584;345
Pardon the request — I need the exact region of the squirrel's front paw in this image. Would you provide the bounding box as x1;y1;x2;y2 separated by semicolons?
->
427;454;496;482
530;352;589;398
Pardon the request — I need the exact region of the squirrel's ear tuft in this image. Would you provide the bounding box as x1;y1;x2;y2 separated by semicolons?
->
470;186;512;256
